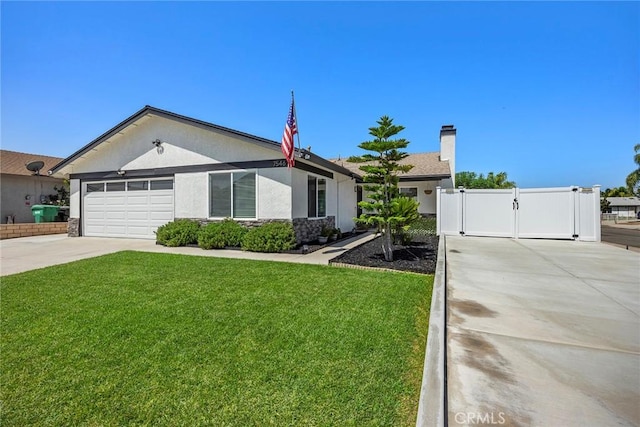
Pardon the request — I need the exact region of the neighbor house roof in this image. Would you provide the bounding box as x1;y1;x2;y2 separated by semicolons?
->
606;197;640;207
330;152;451;181
0;150;64;177
50;105;356;179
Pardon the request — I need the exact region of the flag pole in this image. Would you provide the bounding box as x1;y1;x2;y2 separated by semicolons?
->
291;90;301;156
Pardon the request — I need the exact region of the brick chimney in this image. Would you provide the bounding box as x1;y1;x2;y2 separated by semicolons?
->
440;125;456;187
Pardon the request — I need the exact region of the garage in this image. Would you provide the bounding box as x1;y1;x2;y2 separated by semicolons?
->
83;178;174;238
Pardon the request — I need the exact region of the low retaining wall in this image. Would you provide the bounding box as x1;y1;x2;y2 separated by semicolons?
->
0;222;68;240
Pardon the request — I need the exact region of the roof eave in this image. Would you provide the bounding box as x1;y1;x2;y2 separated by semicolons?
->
49;105;359;179
49;105;152;175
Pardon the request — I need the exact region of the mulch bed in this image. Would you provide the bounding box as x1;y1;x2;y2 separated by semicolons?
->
330;235;439;274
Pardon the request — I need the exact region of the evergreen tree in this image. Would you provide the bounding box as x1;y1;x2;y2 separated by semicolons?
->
456;171;516;189
348;116;416;261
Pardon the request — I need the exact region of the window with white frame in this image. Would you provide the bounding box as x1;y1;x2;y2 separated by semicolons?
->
307;176;326;218
400;187;418;199
209;171;256;218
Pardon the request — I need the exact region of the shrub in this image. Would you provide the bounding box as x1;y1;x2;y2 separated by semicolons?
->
406;217;437;242
390;196;421;245
198;219;247;250
155;219;200;247
241;222;296;253
320;226;332;237
197;223;226;249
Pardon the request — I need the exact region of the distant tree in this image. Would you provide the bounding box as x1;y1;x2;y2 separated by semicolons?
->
600;197;611;214
348;116;417;262
603;187;633;198
626;144;640;196
455;171;516;189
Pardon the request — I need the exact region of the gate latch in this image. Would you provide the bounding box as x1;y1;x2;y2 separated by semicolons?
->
513;198;519;210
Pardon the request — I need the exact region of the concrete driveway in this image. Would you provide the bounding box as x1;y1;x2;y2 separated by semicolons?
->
0;234;156;276
446;236;640;426
0;233;376;276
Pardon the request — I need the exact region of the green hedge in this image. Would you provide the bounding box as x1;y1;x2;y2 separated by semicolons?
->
198;219;248;250
406;217;436;242
155;219;201;247
241;222;296;253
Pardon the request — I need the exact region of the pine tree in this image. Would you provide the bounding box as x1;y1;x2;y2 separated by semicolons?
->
348;116;416;261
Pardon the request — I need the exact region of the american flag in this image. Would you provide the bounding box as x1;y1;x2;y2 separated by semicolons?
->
281;99;297;168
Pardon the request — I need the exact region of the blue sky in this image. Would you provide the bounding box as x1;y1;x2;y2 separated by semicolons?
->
1;1;638;189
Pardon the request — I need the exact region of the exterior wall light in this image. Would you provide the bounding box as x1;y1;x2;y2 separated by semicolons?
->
152;139;164;154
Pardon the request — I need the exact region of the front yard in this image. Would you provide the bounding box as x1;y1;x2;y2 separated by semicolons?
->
1;251;432;426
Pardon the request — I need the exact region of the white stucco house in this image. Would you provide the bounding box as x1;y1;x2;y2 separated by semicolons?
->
49;106;456;242
1;150;65;223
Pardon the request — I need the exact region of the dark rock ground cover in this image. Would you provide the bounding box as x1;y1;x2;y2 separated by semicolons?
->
330;235;439;274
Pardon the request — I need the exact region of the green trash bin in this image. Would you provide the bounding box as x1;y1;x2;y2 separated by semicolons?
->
31;205;45;223
31;205;60;223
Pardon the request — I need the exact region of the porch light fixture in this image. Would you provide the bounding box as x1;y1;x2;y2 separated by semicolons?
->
117;169;126;176
152;139;164;154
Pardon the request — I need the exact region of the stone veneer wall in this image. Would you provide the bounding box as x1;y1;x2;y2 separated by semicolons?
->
177;216;336;245
292;216;335;244
68;218;80;237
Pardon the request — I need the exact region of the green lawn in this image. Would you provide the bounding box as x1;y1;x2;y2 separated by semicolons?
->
1;252;432;426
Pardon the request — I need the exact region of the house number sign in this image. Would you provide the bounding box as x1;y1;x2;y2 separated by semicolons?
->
272;160;288;168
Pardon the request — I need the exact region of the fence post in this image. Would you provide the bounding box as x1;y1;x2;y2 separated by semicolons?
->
593;185;601;242
436;186;442;236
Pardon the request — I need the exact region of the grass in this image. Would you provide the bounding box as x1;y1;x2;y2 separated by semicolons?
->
1;252;432;426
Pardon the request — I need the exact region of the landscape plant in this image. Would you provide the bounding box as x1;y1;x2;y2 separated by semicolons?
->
348;116;418;261
406;217;437;242
390;196;422;245
197;219;247;249
241;222;296;252
155;219;200;247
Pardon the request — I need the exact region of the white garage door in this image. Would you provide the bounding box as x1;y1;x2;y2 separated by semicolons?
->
83;178;174;238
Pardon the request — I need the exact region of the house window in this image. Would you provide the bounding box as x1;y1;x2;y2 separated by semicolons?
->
86;183;104;192
150;179;173;190
106;182;126;192
209;172;256;219
308;176;326;218
127;181;148;191
400;187;418;199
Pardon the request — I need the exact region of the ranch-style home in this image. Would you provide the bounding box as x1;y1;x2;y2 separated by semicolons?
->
49;106;456;243
1;150;65;224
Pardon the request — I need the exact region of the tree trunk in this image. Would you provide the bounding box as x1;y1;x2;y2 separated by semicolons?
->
382;226;394;262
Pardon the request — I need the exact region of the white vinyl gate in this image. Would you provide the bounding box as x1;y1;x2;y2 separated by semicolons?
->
437;186;601;242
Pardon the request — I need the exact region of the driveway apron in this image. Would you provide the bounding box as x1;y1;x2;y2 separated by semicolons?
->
446;236;640;426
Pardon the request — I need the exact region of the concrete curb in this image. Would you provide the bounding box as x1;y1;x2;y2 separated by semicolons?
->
416;235;446;427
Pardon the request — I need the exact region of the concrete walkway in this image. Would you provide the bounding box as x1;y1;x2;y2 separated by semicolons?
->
446;236;640;426
0;232;376;276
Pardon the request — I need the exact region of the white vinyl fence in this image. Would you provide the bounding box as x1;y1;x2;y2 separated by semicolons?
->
436;186;601;242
